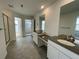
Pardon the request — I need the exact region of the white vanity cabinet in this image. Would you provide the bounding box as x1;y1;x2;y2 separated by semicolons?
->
58;51;71;59
47;40;79;59
32;32;38;45
47;44;71;59
47;44;59;59
32;32;45;47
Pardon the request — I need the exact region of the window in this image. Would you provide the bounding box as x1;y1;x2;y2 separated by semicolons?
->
75;17;79;31
25;19;32;34
75;17;79;37
15;17;19;33
42;20;45;32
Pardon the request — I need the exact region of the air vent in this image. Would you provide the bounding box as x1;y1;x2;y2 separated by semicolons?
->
21;4;23;8
8;4;14;8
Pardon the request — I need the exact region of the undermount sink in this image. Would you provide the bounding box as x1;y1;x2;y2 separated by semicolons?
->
57;39;75;47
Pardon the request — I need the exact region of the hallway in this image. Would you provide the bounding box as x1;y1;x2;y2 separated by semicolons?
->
6;36;47;59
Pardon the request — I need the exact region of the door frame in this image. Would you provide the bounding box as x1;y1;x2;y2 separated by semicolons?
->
2;13;10;44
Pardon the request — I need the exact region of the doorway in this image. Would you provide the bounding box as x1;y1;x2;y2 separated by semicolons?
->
3;14;10;44
25;19;32;35
14;17;22;37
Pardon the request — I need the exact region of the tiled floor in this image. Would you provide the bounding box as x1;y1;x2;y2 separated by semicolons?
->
6;36;47;59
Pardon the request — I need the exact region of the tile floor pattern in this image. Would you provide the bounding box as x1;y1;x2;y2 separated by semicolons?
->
6;36;47;59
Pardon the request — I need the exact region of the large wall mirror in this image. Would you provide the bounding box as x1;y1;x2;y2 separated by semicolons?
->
58;0;79;40
39;15;45;33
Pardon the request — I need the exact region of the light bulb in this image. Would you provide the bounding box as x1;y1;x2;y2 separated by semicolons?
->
41;5;44;9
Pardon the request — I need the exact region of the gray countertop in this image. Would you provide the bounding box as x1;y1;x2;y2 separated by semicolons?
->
36;32;79;55
49;36;79;55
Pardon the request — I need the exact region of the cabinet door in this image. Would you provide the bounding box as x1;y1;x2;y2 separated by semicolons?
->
59;52;72;59
47;44;59;59
47;44;72;59
32;32;38;45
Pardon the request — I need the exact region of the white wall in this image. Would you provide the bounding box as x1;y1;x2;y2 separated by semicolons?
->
59;11;79;36
35;0;74;36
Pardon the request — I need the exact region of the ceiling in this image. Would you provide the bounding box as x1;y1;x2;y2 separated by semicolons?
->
61;0;79;14
3;0;57;16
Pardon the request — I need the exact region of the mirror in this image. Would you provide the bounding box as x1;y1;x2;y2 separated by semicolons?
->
35;15;45;33
58;0;79;40
39;15;45;32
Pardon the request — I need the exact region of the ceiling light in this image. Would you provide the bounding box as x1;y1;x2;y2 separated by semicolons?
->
41;5;44;9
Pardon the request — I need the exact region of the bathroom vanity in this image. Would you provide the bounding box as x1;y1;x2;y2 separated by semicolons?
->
32;32;79;59
32;32;48;47
47;36;79;59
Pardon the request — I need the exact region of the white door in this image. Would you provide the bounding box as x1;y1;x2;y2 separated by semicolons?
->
3;14;10;44
0;14;7;59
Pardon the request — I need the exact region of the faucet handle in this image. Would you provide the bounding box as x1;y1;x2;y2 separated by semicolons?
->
67;35;75;42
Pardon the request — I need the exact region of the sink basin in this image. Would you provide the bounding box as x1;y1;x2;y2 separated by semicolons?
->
57;39;75;47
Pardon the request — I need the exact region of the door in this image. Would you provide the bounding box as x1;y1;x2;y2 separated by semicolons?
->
3;14;10;44
0;14;7;59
